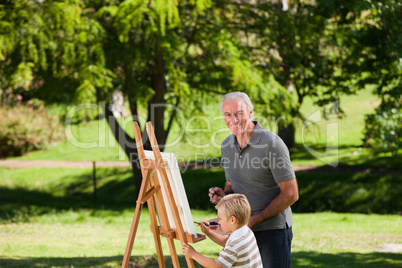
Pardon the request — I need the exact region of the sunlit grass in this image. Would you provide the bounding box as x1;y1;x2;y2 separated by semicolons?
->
1;210;401;267
1;165;401;267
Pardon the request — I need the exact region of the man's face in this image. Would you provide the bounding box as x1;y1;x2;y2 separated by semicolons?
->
221;99;253;136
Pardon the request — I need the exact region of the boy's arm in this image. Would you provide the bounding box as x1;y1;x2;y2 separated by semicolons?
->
204;229;228;247
182;243;221;268
200;222;228;247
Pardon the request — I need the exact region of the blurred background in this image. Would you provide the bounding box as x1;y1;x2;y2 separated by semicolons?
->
0;0;401;267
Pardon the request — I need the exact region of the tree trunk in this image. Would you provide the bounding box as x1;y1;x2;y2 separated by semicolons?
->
278;79;296;149
102;50;176;197
278;122;295;149
147;50;168;151
103;103;142;197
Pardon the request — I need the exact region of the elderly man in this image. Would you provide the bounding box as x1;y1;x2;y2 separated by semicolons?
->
209;92;299;268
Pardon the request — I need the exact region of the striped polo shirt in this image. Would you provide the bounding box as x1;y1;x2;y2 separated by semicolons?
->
214;225;262;268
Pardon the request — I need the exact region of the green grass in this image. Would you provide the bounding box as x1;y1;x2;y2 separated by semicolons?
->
1;165;401;267
1;209;401;267
295;88;380;146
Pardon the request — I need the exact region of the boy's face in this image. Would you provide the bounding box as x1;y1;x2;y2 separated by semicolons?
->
217;210;233;234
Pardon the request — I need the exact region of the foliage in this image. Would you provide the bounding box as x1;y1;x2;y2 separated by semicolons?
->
93;0;288;144
206;0;401;147
363;96;401;156
0;102;64;158
1;0;291;193
294;169;402;214
0;0;115;104
324;0;402;154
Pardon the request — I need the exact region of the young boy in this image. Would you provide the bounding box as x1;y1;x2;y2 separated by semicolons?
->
182;194;262;268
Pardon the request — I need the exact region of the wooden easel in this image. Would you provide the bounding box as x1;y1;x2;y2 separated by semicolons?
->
121;121;205;268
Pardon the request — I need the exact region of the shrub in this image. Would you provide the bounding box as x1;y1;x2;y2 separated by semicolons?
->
0;103;64;158
363;97;401;156
293;170;402;214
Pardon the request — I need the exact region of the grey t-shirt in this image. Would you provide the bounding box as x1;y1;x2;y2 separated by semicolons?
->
221;121;295;231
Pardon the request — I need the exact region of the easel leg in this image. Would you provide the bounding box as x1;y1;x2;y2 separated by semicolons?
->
185;256;196;268
148;196;165;267
121;169;152;268
128;122;201;268
166;238;180;267
121;201;143;268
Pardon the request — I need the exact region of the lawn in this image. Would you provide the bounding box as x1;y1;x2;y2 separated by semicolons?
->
1;209;401;267
1;89;401;267
0;166;401;267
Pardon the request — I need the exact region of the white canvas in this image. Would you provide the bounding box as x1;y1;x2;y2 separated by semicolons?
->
143;150;197;238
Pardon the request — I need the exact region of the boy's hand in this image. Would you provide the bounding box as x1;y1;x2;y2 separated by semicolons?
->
199;221;211;235
208;187;224;204
181;242;196;258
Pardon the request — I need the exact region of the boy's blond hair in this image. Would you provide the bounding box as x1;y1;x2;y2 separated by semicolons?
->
215;194;251;226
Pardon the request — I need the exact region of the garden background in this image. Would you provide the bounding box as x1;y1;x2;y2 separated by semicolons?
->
0;0;401;267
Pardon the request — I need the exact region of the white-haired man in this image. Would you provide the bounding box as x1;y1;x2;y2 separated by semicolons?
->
209;91;299;268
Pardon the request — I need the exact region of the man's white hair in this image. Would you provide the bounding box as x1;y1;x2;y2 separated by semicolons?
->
219;92;254;113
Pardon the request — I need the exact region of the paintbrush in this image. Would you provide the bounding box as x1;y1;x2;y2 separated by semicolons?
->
194;221;218;227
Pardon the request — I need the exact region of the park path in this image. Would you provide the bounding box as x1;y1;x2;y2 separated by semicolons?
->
0;160;399;174
0;160;130;168
0;159;318;171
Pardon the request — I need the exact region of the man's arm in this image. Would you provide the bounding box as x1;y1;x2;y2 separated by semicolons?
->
248;178;299;228
224;181;233;195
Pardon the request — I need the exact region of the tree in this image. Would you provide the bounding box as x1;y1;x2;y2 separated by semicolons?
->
1;0;287;195
0;0;115;104
346;0;402;155
316;0;401;154
95;0;291;193
207;0;400;149
216;0;363;148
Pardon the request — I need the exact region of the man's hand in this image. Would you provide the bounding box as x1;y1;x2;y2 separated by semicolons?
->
248;215;258;229
248;178;299;228
181;242;196;258
208;187;224;204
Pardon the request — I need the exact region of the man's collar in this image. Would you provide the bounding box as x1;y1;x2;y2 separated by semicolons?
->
248;121;263;145
230;121;263;146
